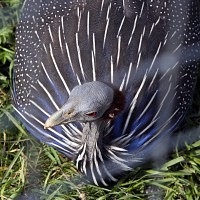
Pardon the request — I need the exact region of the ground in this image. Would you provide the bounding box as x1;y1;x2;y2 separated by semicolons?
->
0;1;200;199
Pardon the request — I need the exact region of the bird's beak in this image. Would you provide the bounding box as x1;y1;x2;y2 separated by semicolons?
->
44;105;75;129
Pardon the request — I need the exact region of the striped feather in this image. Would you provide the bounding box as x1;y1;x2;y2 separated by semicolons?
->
13;0;200;186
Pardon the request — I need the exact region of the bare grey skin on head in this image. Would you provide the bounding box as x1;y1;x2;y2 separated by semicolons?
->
44;81;114;127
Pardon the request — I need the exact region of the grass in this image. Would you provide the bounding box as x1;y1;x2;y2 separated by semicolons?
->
0;0;200;199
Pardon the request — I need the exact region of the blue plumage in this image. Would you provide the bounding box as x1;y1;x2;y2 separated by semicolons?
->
13;0;200;186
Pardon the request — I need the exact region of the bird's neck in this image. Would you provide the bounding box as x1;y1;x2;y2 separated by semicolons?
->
82;120;104;161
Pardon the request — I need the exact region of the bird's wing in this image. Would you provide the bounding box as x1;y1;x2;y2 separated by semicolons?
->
12;0;200;161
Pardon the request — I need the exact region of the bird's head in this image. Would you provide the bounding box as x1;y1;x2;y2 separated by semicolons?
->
44;81;116;128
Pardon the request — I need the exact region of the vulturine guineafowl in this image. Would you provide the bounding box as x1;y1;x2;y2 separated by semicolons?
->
12;0;200;186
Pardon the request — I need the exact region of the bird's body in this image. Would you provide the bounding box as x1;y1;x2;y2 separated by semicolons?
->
13;0;200;186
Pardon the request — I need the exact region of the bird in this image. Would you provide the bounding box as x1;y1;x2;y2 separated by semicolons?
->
12;0;200;186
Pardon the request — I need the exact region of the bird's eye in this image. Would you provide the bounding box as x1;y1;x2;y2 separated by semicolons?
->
86;111;97;117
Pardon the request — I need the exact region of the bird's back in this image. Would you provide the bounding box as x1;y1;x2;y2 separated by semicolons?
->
13;0;200;185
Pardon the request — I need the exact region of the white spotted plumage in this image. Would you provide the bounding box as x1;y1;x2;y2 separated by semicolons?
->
13;0;200;186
